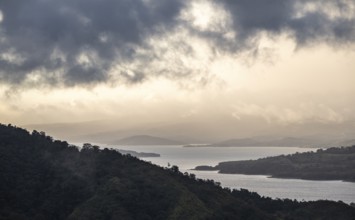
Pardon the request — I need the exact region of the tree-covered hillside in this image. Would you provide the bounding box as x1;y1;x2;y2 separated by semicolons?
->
0;124;354;219
196;146;355;182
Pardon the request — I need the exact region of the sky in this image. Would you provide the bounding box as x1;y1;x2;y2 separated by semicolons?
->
1;0;355;142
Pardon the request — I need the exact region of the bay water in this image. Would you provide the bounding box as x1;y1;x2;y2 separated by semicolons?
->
108;145;355;204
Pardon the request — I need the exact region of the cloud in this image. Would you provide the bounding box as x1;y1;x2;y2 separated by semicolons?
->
0;0;185;87
231;102;345;125
0;0;354;88
218;0;355;46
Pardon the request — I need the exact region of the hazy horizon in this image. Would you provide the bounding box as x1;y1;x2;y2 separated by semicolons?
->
1;0;355;145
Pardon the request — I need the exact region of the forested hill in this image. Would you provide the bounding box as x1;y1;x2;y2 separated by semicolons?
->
1;124;355;220
196;146;355;182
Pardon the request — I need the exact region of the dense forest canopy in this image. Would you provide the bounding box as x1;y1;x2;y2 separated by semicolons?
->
0;124;355;219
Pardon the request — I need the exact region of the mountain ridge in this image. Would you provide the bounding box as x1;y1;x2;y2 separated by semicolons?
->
111;135;184;145
1;123;355;219
195;145;355;182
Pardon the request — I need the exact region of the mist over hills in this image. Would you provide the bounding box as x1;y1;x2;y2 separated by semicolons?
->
205;137;327;148
1;123;355;219
22;118;355;147
3;0;355;217
111;135;184;146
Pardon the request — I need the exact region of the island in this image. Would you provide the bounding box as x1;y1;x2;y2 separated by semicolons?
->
195;146;355;182
115;149;160;158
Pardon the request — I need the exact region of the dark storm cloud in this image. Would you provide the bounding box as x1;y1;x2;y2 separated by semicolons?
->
0;0;354;87
0;0;185;86
218;0;355;46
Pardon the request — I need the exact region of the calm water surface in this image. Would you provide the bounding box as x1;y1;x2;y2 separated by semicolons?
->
106;145;355;204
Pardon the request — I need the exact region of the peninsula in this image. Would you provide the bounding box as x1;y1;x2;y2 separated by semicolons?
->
195;146;355;182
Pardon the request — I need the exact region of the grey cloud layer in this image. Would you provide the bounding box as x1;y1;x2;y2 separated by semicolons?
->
219;0;355;45
0;0;354;87
0;0;184;86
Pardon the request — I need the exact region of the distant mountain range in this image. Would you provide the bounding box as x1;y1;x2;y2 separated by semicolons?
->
185;137;323;148
213;137;319;147
212;137;355;148
23;119;355;148
22;120;355;148
111;135;184;146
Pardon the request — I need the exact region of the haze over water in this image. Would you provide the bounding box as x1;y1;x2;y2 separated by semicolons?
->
110;145;355;204
2;0;355;210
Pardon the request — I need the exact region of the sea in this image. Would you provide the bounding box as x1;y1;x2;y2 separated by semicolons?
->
101;144;355;204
